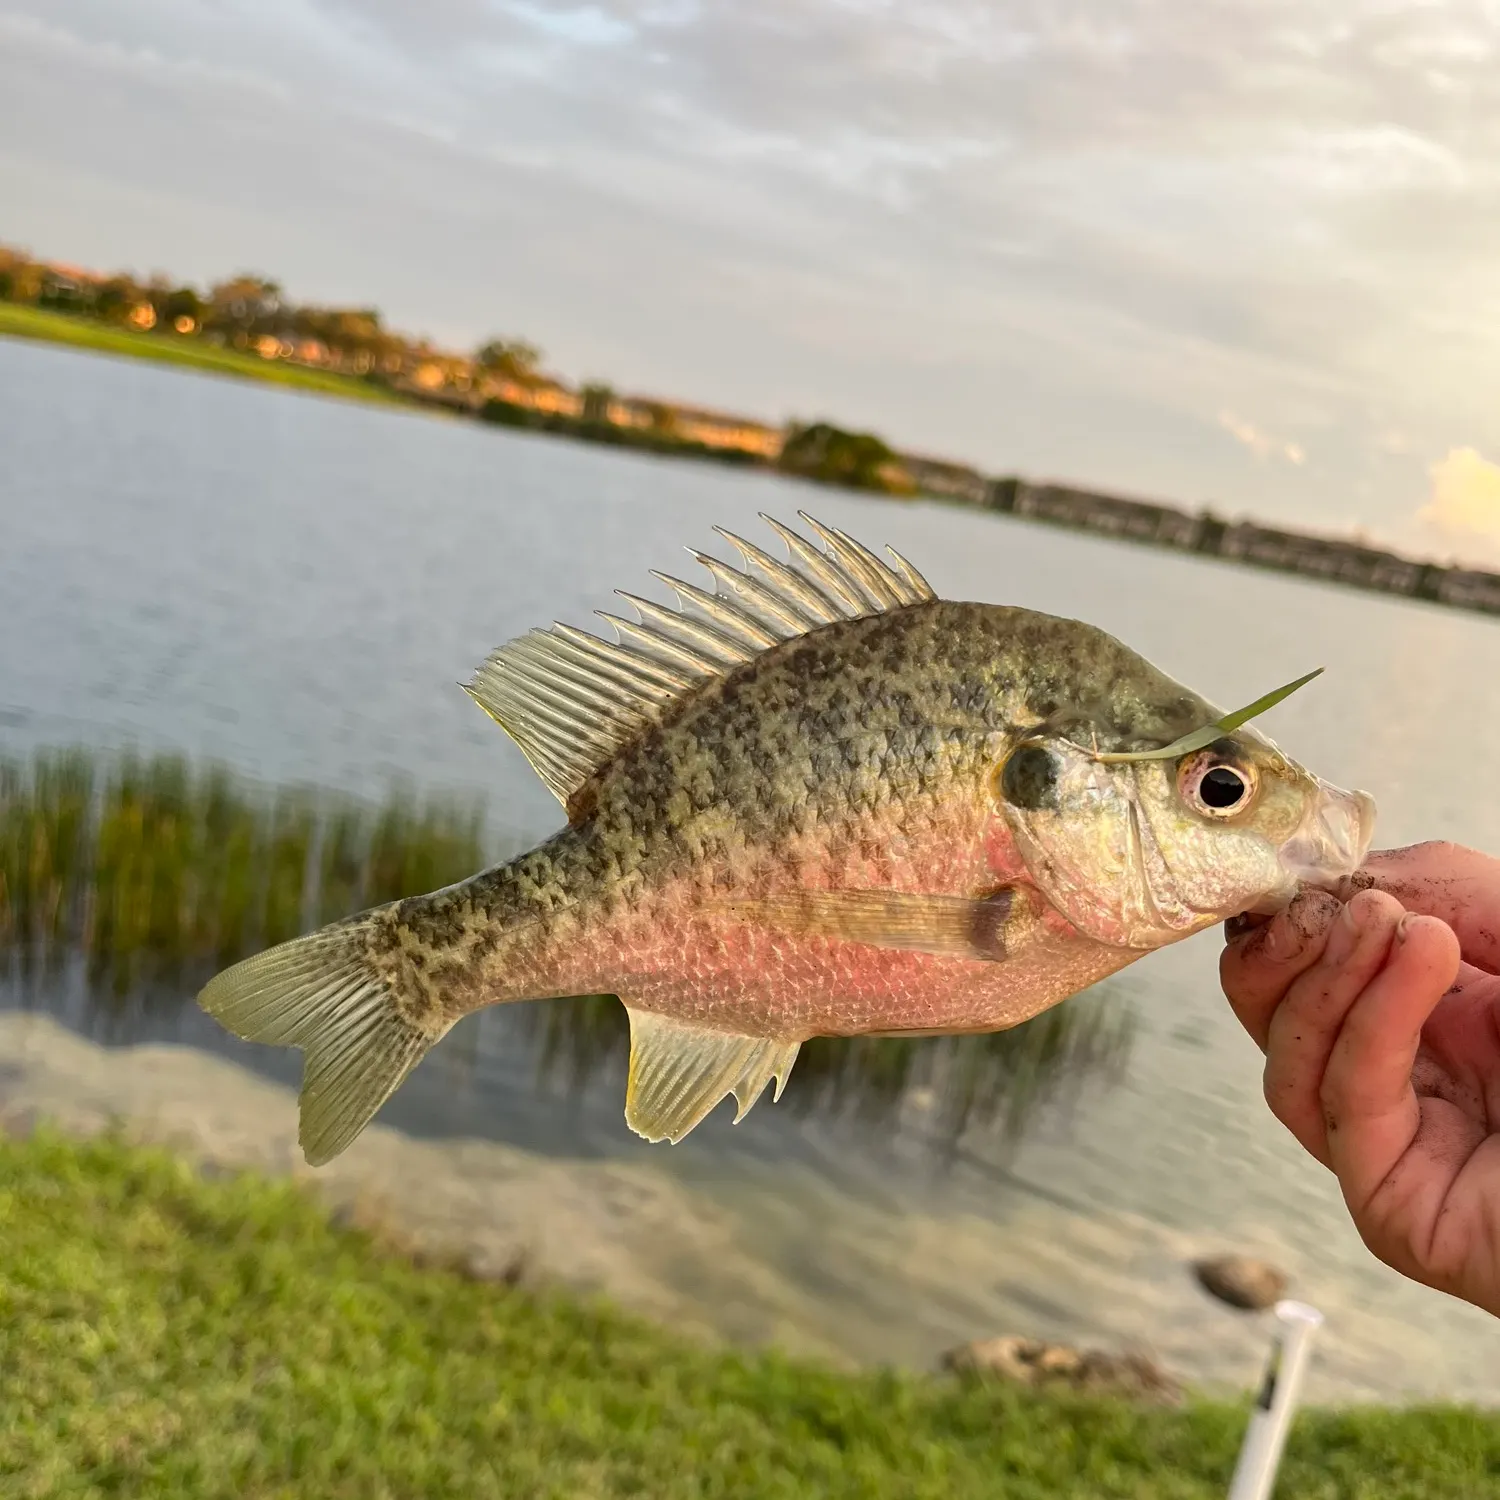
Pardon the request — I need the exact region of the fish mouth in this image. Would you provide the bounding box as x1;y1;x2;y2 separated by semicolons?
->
1275;779;1377;894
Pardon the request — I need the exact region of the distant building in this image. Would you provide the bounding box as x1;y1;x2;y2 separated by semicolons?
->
1011;482;1204;549
527;381;584;418
481;374;583;418
36;261;105;308
1217;522;1428;595
1433;567;1500;613
897;453;988;504
607;396;783;457
40;260;104;289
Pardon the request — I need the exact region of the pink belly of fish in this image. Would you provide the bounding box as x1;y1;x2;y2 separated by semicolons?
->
539;901;1138;1041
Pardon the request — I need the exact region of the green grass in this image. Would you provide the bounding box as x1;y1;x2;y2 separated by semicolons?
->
0;303;403;405
1;1131;1494;1498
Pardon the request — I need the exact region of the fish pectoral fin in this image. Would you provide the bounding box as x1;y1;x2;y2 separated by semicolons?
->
623;1007;800;1144
708;887;1034;962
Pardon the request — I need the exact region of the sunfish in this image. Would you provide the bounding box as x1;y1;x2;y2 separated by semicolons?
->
199;513;1375;1164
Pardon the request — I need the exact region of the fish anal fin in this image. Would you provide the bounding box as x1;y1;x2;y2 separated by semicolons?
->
709;886;1036;962
623;1007;800;1144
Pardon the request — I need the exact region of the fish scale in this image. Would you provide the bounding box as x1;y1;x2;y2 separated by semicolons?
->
198;512;1374;1164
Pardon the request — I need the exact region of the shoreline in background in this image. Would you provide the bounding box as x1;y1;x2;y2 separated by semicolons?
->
5;292;1498;621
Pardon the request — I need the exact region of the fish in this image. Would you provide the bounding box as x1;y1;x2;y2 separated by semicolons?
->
197;512;1376;1165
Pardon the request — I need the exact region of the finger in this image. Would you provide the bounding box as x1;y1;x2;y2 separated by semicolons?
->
1220;889;1344;1052
1259;890;1408;1165
1320;913;1464;1214
1407;960;1500;1098
1341;842;1500;974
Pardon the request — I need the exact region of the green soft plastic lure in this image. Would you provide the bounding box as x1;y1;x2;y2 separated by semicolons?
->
1090;667;1325;765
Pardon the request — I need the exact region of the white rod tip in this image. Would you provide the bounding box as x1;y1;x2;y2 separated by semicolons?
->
1274;1299;1324;1328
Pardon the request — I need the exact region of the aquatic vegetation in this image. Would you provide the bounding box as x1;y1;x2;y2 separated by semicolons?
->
0;748;485;1012
1;744;1135;1144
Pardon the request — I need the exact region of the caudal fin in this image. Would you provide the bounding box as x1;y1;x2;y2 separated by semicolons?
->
197;911;443;1166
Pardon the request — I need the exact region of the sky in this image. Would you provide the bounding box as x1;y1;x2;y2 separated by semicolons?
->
2;1;1499;561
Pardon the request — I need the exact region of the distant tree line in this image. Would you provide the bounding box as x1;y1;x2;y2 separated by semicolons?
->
778;422;914;494
0;240;925;494
0;244;548;394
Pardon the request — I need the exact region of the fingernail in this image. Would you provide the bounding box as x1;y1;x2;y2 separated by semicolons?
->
1323;903;1361;964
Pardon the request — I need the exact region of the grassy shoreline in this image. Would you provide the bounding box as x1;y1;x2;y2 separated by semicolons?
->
0;303;404;406
1;1129;1494;1499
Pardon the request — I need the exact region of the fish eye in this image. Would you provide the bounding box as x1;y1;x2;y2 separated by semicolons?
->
1178;754;1257;818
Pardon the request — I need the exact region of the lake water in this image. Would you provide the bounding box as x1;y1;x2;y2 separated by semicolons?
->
3;335;1499;1405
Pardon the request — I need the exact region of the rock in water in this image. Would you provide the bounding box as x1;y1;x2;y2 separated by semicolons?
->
1193;1253;1289;1311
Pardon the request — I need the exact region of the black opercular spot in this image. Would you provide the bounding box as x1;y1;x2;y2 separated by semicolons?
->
1200;766;1248;809
1000;744;1060;810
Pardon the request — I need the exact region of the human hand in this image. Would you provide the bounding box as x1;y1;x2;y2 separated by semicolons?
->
1220;842;1500;1319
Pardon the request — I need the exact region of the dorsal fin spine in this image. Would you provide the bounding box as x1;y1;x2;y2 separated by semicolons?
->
616;591;753;665
713;528;844;623
760;515;869;612
650;571;781;648
801;514;906;608
599;614;722;676
885;545;937;601
687;551;811;635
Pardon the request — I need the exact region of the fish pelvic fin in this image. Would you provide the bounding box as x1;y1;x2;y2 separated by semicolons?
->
197;912;449;1167
623;1007;800;1144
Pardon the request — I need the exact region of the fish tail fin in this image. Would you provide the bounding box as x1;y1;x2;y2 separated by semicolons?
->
197;910;444;1167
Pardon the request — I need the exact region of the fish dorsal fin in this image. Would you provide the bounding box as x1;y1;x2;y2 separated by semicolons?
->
465;513;936;811
623;1006;801;1143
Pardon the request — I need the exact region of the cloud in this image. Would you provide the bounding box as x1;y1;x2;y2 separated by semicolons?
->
1218;411;1306;465
2;0;1500;537
1419;447;1500;543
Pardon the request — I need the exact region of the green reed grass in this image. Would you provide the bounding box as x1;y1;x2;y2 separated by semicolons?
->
0;748;485;1008
0;745;1134;1142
